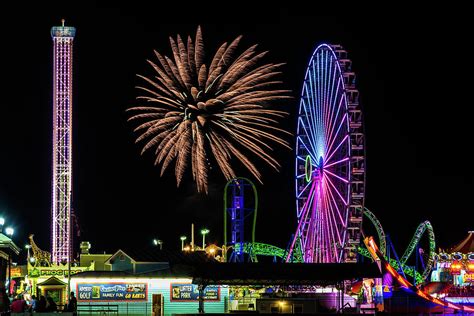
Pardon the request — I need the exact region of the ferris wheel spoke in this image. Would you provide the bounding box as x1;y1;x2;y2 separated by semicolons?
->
306;68;320;146
324;169;349;184
325;133;349;164
297;136;318;163
297;178;314;200
324;173;348;206
327;196;342;247
322;195;333;261
323;196;333;261
319;53;327;152
323;178;345;233
302;84;319;150
300;95;318;148
312;56;320;133
325;186;346;240
297;180;317;217
327;192;343;246
327;61;338;131
321;51;328;142
324;157;349;169
325;78;343;150
322;59;332;148
315;55;325;155
297;196;314;254
325;97;344;152
298;116;318;154
326;103;346;159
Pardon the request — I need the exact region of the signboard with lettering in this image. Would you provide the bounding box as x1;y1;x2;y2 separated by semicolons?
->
9;266;25;278
29;267;86;278
77;283;147;302
170;284;220;301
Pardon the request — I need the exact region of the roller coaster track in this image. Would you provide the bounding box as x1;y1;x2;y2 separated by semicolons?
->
364;236;474;313
234;240;304;263
361;208;436;283
236;208;435;284
400;220;436;281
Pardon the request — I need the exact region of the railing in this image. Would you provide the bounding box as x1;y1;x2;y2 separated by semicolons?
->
77;304;119;315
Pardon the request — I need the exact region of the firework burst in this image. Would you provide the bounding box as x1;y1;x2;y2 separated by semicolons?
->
127;26;291;193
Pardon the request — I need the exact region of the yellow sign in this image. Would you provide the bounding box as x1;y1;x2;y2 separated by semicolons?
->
464;273;473;282
29;266;86;278
9;266;24;278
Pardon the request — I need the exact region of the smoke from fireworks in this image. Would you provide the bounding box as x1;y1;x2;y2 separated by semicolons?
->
127;26;291;193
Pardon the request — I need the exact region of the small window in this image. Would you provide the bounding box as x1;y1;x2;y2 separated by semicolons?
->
293;304;303;314
270;305;280;313
119;255;125;261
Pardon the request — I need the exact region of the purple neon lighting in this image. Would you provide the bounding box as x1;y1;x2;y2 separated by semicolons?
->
51;25;75;264
291;43;355;263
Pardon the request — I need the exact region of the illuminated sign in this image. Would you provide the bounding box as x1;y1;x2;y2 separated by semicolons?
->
464;274;474;282
170;284;220;301
29;268;85;278
9;267;24;278
77;283;147;302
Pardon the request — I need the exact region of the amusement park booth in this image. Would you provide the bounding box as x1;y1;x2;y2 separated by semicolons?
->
71;247;381;315
0;232;20;294
24;239;112;307
430;231;474;303
190;261;381;314
70;248;228;316
26;256;95;306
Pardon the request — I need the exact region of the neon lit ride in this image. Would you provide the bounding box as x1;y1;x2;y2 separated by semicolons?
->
51;20;76;264
223;178;258;262
287;44;365;263
364;236;474;313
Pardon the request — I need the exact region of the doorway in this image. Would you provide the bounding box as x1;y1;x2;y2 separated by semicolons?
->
152;293;163;316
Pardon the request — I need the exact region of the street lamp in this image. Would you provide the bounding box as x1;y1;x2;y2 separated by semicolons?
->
5;227;13;237
200;229;210;249
153;239;163;250
25;244;31;262
180;236;187;251
5;227;14;296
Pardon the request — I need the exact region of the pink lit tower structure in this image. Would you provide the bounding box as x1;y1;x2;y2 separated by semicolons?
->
50;20;76;264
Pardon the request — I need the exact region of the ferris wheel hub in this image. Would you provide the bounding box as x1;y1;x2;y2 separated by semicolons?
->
317;156;324;170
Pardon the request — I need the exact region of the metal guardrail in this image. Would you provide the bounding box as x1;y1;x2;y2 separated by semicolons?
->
77;304;119;315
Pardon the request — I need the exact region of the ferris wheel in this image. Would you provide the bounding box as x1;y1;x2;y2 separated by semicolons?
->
287;44;365;263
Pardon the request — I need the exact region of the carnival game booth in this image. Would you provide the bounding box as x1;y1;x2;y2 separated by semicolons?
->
70;248;228;316
430;231;474;304
27;259;94;306
25;238;111;308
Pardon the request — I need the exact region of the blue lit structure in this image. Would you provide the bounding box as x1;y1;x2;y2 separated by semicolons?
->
223;178;258;262
287;44;365;263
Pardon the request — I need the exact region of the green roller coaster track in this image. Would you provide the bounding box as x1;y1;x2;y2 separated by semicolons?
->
234;207;435;283
357;209;435;283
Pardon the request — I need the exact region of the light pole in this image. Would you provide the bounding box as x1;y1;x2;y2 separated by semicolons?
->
180;236;187;251
153;239;163;250
200;229;210;249
25;244;31;262
5;227;14;296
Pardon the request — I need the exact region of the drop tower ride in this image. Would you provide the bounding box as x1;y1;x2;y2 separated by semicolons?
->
50;20;76;264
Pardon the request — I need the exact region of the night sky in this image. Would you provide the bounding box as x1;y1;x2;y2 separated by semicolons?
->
1;4;472;261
